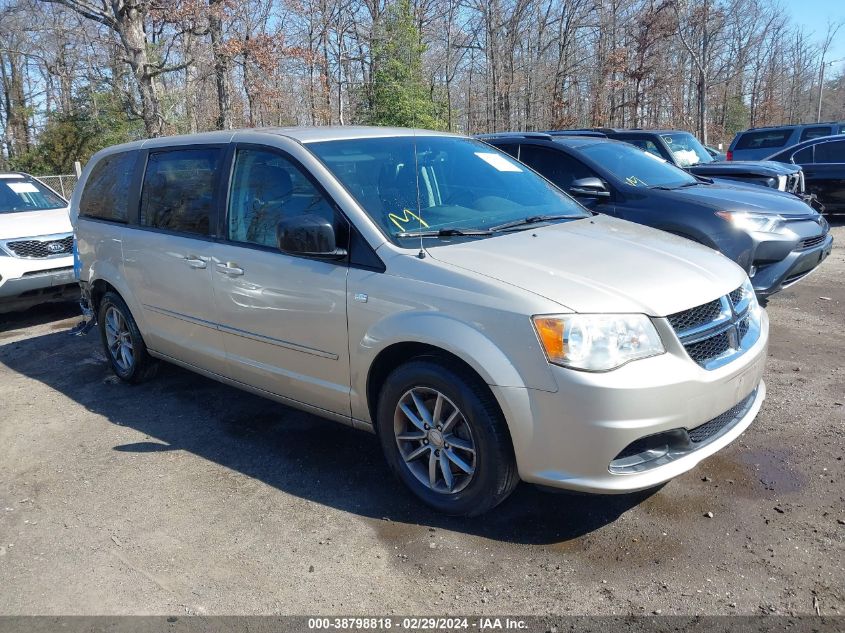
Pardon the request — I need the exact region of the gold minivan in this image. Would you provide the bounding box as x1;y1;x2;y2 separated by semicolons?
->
72;127;768;516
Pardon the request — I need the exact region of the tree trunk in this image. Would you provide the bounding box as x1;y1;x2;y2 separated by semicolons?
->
209;0;232;130
113;5;163;136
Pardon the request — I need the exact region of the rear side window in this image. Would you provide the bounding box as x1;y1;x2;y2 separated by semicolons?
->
734;129;792;150
79;151;136;222
140;148;221;235
814;140;845;164
800;126;832;142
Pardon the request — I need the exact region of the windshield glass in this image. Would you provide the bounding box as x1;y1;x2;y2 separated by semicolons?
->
307;136;589;245
579;142;698;189
663;132;713;166
0;176;66;213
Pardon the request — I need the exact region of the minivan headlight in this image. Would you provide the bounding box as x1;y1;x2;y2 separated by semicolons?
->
716;211;784;233
532;314;665;371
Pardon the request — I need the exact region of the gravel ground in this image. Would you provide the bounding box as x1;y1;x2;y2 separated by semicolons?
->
0;225;843;616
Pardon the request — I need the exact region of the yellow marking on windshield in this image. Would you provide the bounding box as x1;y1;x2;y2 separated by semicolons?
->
389;209;429;231
625;176;643;186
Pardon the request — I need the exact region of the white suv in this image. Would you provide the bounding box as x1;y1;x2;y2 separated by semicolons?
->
0;173;77;313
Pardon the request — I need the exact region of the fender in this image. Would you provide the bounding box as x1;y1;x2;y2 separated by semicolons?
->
350;310;559;423
85;257;149;334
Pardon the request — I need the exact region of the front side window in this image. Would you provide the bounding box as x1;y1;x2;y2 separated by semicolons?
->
625;138;665;160
792;146;814;164
518;145;600;190
578;142;698;189
814;140;845;164
80;151;137;222
139;148;221;235
800;126;832;142
227;148;339;248
0;176;66;214
662;133;712;166
306;136;589;246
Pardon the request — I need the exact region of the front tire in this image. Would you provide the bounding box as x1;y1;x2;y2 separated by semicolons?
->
376;359;518;516
98;291;158;384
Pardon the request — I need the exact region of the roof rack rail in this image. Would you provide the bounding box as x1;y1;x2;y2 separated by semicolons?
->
545;129;608;138
475;132;554;141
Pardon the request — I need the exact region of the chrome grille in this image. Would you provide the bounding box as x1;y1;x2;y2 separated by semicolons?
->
667;298;723;333
4;235;72;258
684;330;732;364
799;235;825;249
667;284;760;370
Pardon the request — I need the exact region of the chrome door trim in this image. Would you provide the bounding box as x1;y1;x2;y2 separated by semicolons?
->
142;304;219;330
143;303;338;360
218;323;339;360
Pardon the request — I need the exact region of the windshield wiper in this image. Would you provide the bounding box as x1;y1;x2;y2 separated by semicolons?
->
650;180;701;191
489;214;586;232
395;227;493;239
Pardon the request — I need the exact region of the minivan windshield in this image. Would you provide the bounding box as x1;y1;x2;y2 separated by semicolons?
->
307;136;589;245
662;132;713;166
0;176;66;213
579;142;699;190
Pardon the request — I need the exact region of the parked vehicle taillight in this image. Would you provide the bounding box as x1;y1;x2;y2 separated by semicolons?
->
726;150;733;161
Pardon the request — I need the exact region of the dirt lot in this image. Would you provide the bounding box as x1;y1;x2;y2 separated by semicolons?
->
1;226;843;617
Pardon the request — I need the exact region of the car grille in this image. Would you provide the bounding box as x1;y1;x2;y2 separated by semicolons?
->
799;235;826;249
687;389;758;443
667;298;723;333
785;172;803;193
667;284;759;370
3;235;73;258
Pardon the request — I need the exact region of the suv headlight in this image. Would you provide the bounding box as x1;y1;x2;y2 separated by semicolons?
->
716;210;784;233
532;314;665;371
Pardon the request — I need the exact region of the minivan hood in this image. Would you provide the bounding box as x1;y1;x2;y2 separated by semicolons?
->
427;215;745;316
0;207;72;240
659;182;814;217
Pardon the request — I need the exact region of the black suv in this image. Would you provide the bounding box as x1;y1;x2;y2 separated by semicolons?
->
480;133;832;298
553;129;805;194
766;134;845;215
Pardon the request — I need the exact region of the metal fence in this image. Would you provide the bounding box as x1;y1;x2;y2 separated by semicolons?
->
34;174;79;200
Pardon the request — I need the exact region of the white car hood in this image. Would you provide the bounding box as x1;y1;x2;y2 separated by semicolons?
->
427;215;746;316
0;207;72;240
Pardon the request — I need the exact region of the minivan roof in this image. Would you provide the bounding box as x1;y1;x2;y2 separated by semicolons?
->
100;126;459;153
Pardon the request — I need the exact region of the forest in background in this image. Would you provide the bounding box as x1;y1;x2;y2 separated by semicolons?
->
1;0;843;174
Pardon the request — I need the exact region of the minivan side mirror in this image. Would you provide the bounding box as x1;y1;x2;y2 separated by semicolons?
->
276;215;347;259
569;177;611;199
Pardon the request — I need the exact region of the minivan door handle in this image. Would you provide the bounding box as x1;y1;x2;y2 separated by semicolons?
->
184;255;207;269
216;262;244;276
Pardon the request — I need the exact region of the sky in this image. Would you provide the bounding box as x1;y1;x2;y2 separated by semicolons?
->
784;0;845;66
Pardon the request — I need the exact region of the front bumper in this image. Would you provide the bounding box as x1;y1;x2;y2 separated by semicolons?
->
752;234;833;297
0;255;78;311
492;309;768;493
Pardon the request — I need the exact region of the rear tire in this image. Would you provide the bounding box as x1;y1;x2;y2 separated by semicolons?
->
98;291;158;384
376;358;518;516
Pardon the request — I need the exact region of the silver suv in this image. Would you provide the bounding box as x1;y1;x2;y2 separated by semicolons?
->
72;127;769;516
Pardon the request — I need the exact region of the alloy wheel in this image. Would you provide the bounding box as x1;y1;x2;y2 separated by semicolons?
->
104;306;134;373
393;387;477;494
